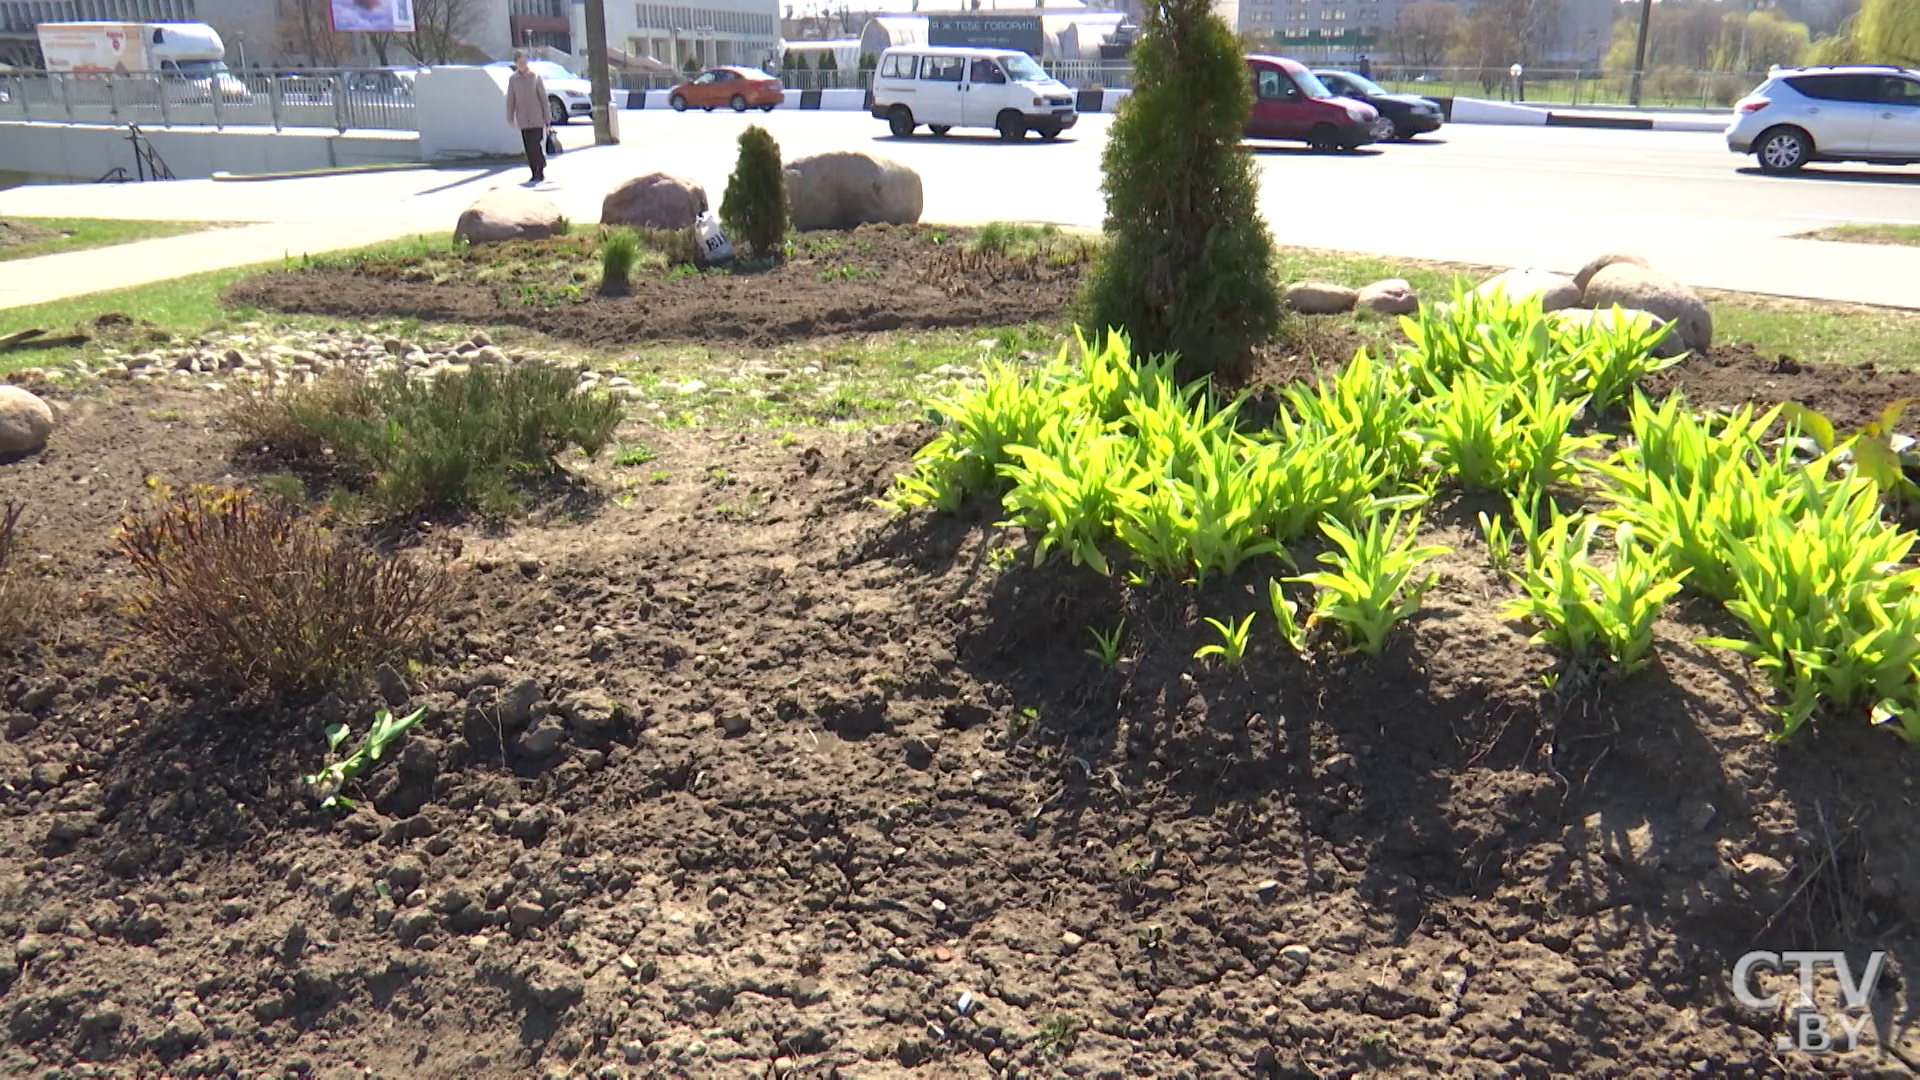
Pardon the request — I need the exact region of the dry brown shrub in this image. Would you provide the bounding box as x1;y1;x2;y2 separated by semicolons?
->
118;486;449;701
0;501;46;650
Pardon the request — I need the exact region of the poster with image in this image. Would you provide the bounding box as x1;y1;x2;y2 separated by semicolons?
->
330;0;416;34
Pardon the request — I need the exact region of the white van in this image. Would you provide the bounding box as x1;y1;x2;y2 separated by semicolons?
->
869;46;1078;141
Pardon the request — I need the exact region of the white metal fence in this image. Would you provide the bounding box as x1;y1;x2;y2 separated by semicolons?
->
0;70;421;131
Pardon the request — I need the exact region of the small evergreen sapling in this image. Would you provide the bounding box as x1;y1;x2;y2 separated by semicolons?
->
720;124;788;260
1079;0;1282;382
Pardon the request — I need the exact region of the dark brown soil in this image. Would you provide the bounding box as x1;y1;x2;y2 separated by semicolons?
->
0;219;57;252
5;322;1920;1078
224;226;1090;349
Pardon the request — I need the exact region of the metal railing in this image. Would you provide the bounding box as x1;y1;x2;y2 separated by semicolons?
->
1359;66;1765;110
0;69;422;132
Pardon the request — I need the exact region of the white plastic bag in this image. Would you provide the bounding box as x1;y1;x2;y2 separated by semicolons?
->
695;211;735;265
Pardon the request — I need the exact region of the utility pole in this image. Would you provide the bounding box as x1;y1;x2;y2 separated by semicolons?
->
585;0;616;145
1628;0;1653;106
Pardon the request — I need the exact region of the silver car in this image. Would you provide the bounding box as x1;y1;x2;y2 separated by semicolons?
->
1726;65;1920;173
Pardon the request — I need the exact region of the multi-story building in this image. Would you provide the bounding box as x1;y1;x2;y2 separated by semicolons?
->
572;0;781;70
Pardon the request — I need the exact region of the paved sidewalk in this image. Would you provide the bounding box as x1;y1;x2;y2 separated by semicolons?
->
0;219;426;311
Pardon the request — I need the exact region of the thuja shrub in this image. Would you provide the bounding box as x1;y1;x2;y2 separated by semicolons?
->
119;487;449;701
231;363;624;517
1078;0;1281;382
720;124;788;260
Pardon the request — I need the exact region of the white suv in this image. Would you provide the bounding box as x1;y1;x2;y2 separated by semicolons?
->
1727;66;1920;172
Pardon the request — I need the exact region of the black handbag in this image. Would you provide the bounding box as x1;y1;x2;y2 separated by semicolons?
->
544;129;562;156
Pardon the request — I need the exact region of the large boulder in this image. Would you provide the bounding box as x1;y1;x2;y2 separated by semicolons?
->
1573;251;1652;294
1283;282;1359;316
600;172;708;230
1356;278;1418;316
1475;267;1581;312
455;188;565;247
784;152;923;232
1582;263;1713;353
0;385;54;458
1552;307;1686;359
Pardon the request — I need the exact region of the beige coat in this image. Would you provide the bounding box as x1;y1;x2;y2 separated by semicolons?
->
506;70;548;131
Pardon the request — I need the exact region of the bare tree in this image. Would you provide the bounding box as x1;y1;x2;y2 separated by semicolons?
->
406;0;484;66
367;32;395;66
278;0;351;67
1383;2;1461;71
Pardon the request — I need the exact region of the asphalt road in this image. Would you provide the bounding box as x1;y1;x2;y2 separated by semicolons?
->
1;109;1917;308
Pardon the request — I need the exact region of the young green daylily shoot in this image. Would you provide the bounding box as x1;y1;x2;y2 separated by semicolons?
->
1086;620;1126;668
304;706;427;811
1194;612;1257;669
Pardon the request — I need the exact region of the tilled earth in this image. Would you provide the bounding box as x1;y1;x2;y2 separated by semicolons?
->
223;226;1091;350
2;324;1920;1079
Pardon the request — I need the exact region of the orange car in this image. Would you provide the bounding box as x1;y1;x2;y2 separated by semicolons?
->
668;67;785;113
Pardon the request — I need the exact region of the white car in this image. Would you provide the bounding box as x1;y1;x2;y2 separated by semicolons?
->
1726;65;1920;173
869;46;1077;141
488;59;591;125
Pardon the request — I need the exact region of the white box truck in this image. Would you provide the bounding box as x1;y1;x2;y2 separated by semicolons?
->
37;22;247;99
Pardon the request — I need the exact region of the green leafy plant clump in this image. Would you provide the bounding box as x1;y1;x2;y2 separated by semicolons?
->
118;486;449;701
720;124;788;261
1078;0;1282;381
232;363;625;518
599;228;641;293
306;706;427;810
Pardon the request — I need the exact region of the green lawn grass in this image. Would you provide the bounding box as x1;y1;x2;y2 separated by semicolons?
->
1799;224;1920;249
0;217;218;262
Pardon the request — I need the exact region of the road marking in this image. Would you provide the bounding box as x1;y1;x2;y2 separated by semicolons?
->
1786;213;1920;226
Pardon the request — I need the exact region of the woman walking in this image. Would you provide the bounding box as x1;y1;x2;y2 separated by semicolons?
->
505;52;549;184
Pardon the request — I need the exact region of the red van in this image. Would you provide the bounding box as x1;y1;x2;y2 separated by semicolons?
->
1244;55;1379;152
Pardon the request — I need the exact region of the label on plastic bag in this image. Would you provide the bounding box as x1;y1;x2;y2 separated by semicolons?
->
696;211;735;264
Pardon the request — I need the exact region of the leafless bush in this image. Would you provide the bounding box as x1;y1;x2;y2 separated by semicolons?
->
118;486;450;701
229;366;383;463
0;501;46;650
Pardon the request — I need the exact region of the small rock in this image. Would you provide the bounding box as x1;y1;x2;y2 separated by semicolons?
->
1254;879;1280;898
1356;278;1419;316
1059;931;1084;954
617;953;640;977
522;961;585;1010
1283;281;1359;316
1734;852;1789;886
501;678;543;730
0;384;55;457
706;886;731;911
162;1004;206;1050
716;712;750;737
1476;267;1581;312
1279;943;1312;973
517;718;568;758
470;331;493;348
622;1041;647;1064
387;855;428;894
475;346;509;366
1683;800;1717;832
1323;753;1355;777
374;664;410;706
14;934;52;963
392;910;435;945
510;901;547;931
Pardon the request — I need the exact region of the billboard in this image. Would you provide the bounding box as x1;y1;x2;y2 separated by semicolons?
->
330;0;417;34
36;23;150;75
925;15;1046;57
